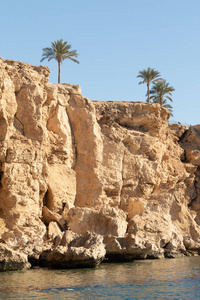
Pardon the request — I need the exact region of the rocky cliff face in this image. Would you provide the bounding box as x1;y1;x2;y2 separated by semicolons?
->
0;58;200;270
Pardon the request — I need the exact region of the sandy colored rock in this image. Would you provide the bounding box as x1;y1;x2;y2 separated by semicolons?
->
45;164;76;214
67;94;103;207
128;198;145;219
42;206;67;230
40;232;106;268
48;221;62;239
0;243;30;271
0;58;200;270
67;207;127;237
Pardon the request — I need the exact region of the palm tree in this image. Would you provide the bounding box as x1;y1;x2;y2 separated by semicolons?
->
41;39;79;83
137;67;161;103
150;79;175;107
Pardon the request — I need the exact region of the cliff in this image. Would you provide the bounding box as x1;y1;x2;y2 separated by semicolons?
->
0;58;200;271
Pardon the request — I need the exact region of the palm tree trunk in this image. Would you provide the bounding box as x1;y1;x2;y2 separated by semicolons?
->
58;61;61;83
160;96;163;107
147;82;150;103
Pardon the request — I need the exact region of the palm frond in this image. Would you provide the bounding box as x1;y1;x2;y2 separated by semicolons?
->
137;67;162;103
68;57;80;64
137;67;161;83
149;79;175;116
166;95;173;102
41;39;79;64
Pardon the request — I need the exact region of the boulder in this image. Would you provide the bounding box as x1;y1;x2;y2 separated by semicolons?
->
40;232;106;268
66;207;127;237
0;243;30;271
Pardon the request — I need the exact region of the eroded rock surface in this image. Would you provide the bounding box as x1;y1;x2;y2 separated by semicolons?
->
0;58;200;271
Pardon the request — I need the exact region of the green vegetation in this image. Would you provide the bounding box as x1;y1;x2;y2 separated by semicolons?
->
137;67;161;103
41;39;79;83
150;79;175;115
137;68;175;116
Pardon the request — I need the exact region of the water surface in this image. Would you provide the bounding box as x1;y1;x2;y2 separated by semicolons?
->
0;256;200;299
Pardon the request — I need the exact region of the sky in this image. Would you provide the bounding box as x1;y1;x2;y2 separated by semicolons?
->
1;0;200;125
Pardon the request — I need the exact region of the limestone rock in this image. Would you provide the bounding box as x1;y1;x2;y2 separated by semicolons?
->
42;206;67;230
0;243;30;271
67;94;103;207
45;164;76;214
66;207;127;237
60;230;79;246
128;198;145;219
40;232;106;268
48;221;62;240
1;58;200;270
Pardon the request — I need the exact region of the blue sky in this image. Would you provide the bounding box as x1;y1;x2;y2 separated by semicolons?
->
1;0;200;125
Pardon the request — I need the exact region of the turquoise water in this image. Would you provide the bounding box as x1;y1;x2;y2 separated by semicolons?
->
0;256;200;299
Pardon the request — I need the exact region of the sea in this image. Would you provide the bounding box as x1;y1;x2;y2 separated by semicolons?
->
0;256;200;299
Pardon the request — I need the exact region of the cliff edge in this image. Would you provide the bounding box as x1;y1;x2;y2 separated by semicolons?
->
0;58;200;270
